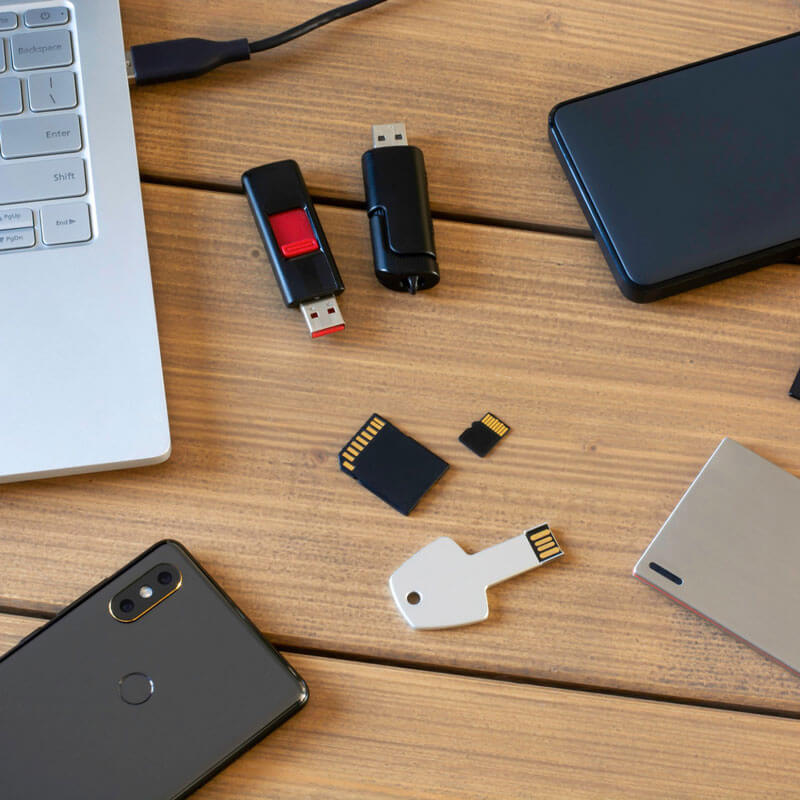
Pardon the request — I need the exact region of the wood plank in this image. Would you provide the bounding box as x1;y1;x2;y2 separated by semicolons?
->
1;613;799;799
3;184;800;714
123;0;800;228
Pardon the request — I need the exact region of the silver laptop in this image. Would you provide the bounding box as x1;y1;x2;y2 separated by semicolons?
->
0;0;169;483
634;438;800;677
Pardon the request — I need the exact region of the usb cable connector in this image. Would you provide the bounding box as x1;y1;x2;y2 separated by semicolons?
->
125;51;136;85
126;39;251;87
300;297;346;338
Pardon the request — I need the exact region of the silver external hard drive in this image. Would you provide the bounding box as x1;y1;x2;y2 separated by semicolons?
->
634;438;800;676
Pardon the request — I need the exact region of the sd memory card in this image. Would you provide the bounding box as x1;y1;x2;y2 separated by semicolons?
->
339;414;449;515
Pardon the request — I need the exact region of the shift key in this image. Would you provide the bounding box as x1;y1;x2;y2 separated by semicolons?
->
0;157;85;205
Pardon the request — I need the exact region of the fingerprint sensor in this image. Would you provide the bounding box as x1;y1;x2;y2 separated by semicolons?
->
119;672;154;705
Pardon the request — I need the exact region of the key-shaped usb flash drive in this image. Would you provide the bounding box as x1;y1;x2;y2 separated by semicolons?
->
389;524;563;629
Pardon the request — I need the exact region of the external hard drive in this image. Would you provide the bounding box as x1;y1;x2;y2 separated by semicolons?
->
549;32;800;301
634;438;800;676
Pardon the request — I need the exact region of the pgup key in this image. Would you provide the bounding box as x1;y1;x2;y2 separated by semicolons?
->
389;524;564;630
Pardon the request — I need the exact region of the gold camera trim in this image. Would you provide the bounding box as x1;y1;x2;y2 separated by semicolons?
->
109;567;183;623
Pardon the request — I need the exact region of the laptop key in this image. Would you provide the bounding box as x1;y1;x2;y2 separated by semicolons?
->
0;13;18;32
0;229;35;251
41;202;91;245
0;40;6;72
0;208;33;231
24;7;70;28
0;157;86;205
0;112;81;157
28;71;77;111
0;77;22;115
11;30;72;70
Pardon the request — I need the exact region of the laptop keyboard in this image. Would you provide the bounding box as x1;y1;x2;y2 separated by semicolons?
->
0;6;93;251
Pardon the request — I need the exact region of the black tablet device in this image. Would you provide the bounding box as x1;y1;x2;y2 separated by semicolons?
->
549;32;800;302
0;541;308;800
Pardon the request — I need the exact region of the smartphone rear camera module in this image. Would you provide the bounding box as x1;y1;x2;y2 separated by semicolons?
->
110;563;182;623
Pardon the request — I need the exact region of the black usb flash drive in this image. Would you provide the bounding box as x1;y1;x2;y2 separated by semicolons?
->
362;123;439;294
242;160;345;337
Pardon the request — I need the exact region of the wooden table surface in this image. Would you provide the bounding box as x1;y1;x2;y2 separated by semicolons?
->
3;1;800;796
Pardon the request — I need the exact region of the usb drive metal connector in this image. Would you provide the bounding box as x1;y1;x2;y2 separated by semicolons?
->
300;296;345;338
371;122;407;149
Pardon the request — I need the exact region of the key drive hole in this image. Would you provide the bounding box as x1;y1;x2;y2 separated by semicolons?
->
406;591;421;605
649;562;683;586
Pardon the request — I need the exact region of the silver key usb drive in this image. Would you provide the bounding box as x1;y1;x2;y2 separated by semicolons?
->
389;524;564;629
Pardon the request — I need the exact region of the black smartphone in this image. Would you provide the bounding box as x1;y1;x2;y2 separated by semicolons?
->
549;32;800;302
0;540;308;800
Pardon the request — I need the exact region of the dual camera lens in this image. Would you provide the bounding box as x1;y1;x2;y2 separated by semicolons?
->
111;564;180;623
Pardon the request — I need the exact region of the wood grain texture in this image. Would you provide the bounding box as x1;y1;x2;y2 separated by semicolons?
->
3;185;800;713
1;613;799;799
122;0;800;229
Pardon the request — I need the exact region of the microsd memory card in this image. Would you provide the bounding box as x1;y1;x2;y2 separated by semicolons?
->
339;414;449;515
459;412;510;457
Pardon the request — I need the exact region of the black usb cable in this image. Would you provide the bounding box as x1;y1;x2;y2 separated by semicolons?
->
126;0;389;86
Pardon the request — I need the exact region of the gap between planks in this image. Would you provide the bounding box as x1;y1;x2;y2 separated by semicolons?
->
2;604;797;724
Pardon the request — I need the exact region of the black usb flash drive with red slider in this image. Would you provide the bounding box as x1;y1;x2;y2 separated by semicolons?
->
243;160;345;338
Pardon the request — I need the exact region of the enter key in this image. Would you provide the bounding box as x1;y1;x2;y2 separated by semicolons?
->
0;113;81;158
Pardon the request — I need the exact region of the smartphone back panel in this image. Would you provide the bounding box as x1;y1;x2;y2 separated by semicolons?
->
0;541;307;800
549;33;800;301
634;438;800;676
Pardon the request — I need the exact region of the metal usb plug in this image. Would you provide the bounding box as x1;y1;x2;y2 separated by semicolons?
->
299;297;345;339
371;122;408;149
125;50;135;85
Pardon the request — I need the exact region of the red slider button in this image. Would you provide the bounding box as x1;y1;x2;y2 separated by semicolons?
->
268;208;320;258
